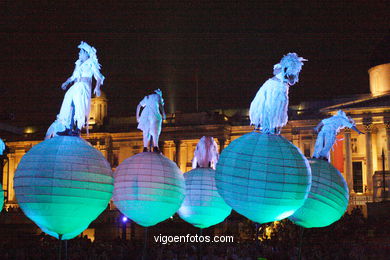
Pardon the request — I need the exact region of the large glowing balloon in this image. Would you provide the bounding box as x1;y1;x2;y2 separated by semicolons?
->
14;136;114;240
178;167;231;228
289;158;349;228
113;152;185;227
215;132;311;224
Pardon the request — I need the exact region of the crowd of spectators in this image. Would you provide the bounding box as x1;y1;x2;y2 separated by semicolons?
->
0;207;389;259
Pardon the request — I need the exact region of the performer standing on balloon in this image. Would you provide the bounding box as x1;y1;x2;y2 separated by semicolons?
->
313;110;364;161
250;53;307;134
136;89;166;153
49;41;105;137
192;136;219;169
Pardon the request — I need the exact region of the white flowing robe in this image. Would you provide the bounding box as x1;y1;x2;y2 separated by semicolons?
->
249;77;289;134
313;115;354;159
192;136;219;169
57;58;104;130
44;119;66;140
137;93;164;138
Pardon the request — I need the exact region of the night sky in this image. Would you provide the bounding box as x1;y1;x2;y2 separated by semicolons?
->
1;1;389;127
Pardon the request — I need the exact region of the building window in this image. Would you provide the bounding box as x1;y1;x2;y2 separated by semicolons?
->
352;161;363;193
351;138;358;153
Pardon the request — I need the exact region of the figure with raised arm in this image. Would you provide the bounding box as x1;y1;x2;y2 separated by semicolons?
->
249;53;307;134
53;41;105;137
192;136;219;169
136;89;166;153
313;110;364;161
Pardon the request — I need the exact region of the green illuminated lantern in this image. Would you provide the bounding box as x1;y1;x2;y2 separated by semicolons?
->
215;132;311;224
178;167;231;228
289;158;349;228
113;152;185;227
14;136;114;240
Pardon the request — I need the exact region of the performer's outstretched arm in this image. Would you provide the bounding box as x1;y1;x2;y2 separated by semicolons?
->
61;76;74;90
350;125;364;135
92;64;105;97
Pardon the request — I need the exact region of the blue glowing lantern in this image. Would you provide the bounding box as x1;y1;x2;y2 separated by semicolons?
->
178;167;231;228
215;132;311;223
289;158;349;228
113;152;185;227
14;136;114;240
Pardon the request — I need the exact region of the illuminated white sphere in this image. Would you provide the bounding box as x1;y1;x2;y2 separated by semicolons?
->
14;136;114;240
289;159;349;228
178;168;231;228
113;152;185;227
215;132;311;224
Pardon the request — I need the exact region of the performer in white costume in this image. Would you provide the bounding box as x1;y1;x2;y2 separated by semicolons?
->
0;138;5;156
249;53;307;134
53;41;104;137
313;110;363;161
136;89;166;153
192;136;219;169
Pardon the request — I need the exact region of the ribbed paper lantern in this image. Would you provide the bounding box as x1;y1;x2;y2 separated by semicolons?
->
178;168;231;228
14;136;114;240
215;132;311;224
289;158;349;228
113;152;185;227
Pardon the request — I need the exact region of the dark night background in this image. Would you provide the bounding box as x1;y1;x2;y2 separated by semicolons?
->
0;1;389;127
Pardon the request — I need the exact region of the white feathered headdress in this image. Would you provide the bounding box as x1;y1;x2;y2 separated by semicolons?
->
280;53;307;75
275;53;307;84
154;89;165;105
78;41;102;70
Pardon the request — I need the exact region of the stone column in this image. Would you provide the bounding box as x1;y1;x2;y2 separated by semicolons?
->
291;128;300;148
218;138;226;153
99;141;108;159
344;129;354;193
160;141;169;159
174;140;182;169
364;119;374;194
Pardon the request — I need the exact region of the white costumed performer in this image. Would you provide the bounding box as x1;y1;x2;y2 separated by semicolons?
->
48;41;104;138
313;110;364;161
136;89;166;153
249;53;307;134
192;136;219;169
